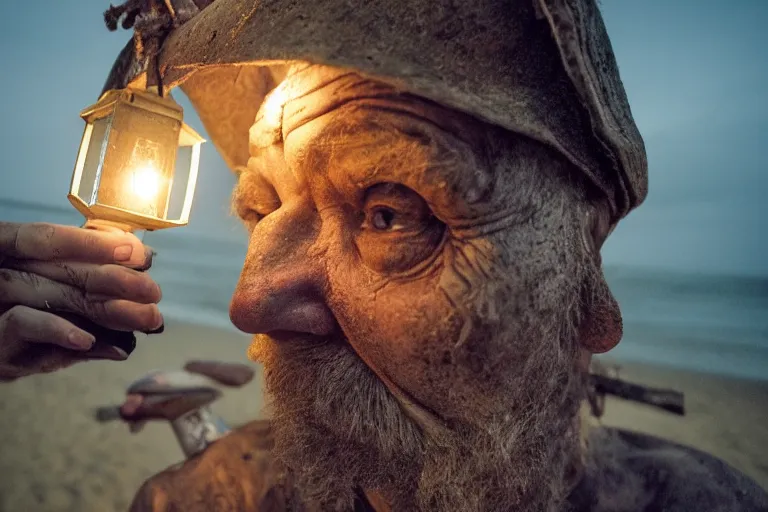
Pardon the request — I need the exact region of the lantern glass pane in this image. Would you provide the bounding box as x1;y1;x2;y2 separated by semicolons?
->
166;145;194;221
79;116;112;206
94;103;181;219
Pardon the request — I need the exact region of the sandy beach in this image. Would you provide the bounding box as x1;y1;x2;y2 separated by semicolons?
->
0;321;766;511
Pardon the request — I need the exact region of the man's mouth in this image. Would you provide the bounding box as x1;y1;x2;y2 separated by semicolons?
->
246;329;334;362
263;329;327;344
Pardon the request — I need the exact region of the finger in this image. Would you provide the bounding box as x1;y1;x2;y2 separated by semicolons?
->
0;222;152;269
3;260;161;304
0;340;126;382
0;305;95;352
56;312;138;355
82;340;134;361
0;269;163;332
0;308;140;380
0;344;80;379
84;223;132;236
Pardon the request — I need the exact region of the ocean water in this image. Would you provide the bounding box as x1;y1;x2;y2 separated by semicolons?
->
1;199;766;381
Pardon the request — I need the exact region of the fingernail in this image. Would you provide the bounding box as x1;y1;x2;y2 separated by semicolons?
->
67;330;96;350
108;346;129;360
136;246;155;271
140;309;164;334
145;323;165;335
86;344;129;361
114;245;134;262
152;311;165;331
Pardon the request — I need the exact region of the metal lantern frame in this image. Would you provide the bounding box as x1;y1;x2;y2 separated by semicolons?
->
69;87;205;231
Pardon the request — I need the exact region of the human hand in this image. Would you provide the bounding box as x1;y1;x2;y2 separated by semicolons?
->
0;222;163;381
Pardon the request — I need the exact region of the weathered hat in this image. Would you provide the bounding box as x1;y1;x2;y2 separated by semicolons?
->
104;0;647;225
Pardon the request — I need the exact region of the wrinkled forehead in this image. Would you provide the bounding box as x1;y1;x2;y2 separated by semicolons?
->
241;65;497;210
248;64;488;155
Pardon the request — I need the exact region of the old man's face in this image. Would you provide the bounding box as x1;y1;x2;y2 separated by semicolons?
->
228;72;599;511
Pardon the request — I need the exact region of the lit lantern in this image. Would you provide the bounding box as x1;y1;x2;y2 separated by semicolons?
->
69;87;204;232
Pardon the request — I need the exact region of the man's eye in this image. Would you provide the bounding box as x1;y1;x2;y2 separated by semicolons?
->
367;206;398;231
357;183;444;273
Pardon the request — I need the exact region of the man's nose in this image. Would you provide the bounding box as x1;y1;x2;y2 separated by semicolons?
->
229;204;336;337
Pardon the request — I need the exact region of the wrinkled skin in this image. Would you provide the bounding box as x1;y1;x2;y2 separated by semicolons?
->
128;74;768;512
222;82;613;511
0;223;163;380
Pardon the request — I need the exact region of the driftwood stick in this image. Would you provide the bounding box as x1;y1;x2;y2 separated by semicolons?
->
590;374;686;416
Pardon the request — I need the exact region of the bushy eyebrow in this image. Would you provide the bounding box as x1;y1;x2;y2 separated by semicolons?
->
313;122;495;223
230;164;284;222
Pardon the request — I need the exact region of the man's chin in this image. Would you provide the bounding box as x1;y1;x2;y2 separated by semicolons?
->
247;330;425;508
246;329;580;512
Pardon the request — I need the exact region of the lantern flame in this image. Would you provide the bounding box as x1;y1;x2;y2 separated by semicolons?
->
130;165;161;201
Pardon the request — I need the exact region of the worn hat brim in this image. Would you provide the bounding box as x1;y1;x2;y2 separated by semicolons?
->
111;0;646;223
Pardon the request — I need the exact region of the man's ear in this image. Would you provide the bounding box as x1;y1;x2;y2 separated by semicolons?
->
579;272;623;354
577;201;623;354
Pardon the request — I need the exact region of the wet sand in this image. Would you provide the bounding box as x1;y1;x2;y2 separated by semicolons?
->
0;321;766;511
598;358;768;491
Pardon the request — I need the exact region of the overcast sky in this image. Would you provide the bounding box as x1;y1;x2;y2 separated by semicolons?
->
0;0;765;276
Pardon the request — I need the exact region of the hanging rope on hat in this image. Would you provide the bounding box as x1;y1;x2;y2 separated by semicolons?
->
101;0;205;96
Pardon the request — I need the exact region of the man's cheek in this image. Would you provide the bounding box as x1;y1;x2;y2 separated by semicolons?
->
330;277;483;420
331;273;452;364
345;287;450;354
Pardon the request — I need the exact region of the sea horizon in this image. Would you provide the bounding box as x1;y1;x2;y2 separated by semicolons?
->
2;196;767;382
